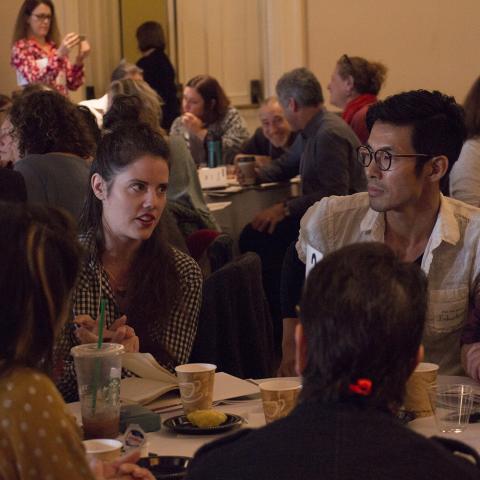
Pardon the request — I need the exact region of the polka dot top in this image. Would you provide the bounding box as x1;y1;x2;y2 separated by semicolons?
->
0;367;94;480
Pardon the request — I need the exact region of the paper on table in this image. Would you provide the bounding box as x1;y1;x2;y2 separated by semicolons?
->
121;353;178;405
120;353;260;408
207;201;232;212
146;372;260;411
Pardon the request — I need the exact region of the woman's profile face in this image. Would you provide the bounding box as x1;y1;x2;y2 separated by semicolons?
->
182;86;205;118
93;154;169;245
27;3;52;40
327;65;352;110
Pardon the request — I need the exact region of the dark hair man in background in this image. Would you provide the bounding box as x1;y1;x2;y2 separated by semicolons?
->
240;68;365;354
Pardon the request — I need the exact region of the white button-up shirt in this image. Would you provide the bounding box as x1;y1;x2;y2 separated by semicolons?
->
297;192;480;375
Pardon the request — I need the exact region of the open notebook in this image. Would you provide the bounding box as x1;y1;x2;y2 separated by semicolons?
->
121;353;260;408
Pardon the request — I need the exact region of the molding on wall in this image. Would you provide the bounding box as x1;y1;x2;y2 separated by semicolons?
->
260;0;307;97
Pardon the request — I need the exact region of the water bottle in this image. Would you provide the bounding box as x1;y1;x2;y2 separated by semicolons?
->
206;132;223;168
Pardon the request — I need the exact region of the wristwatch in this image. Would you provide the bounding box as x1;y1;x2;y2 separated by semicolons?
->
283;200;291;218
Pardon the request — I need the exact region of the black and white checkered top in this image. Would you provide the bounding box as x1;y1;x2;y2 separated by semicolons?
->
54;230;202;402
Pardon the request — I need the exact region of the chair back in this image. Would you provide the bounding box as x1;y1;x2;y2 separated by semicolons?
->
190;252;275;378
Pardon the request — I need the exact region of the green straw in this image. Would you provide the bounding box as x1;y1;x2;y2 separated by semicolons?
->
91;298;106;412
97;298;106;349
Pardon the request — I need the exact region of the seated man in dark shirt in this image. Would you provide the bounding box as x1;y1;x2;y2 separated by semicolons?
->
239;68;365;354
186;243;480;480
239;96;297;161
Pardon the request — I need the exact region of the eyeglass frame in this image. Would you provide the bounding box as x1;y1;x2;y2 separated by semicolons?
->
31;13;52;22
356;145;433;172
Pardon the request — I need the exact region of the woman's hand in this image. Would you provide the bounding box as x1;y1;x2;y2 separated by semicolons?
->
76;40;91;65
74;314;139;352
181;112;207;140
90;449;155;480
58;32;81;57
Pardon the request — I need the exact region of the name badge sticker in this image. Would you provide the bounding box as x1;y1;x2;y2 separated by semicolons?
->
305;244;323;278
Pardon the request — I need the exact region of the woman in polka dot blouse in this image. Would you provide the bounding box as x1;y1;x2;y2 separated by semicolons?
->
0;204;154;480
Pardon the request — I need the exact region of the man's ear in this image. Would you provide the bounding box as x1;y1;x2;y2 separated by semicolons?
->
91;173;107;200
428;155;449;182
288;97;299;113
295;323;308;376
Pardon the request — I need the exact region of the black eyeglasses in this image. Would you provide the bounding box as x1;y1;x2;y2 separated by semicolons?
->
356;145;432;171
32;13;52;22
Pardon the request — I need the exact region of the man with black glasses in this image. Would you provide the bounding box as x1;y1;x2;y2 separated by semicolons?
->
283;90;480;378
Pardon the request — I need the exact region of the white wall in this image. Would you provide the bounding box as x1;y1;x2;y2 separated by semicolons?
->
1;0;479;108
306;0;480;108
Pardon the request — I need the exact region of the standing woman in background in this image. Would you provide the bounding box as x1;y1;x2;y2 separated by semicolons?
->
170;75;250;165
11;0;90;96
136;21;180;130
327;54;387;143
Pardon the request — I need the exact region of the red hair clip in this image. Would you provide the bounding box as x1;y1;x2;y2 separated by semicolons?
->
348;378;372;396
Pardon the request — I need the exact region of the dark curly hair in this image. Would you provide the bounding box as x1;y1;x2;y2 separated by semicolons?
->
10;90;96;158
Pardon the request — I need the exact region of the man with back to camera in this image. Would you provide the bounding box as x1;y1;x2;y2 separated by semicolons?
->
239;68;366;352
279;89;480;378
186;243;480;480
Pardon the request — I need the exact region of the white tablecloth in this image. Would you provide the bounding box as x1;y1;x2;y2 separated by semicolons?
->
205;182;296;251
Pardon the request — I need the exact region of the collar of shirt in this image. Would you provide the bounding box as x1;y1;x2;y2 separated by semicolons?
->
24;38;56;49
359;193;460;271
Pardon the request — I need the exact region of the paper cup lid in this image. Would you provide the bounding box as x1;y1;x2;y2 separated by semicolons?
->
70;343;124;358
175;363;216;373
259;379;302;391
83;439;123;453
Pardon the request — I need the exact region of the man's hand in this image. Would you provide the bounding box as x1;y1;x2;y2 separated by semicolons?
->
462;343;480;380
251;202;285;234
89;449;155;480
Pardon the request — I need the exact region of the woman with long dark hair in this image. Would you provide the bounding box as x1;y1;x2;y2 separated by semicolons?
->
54;122;202;401
11;0;90;95
170;74;249;164
0;203;154;479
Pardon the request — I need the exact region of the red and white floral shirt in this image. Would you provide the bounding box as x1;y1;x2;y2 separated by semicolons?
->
11;38;84;96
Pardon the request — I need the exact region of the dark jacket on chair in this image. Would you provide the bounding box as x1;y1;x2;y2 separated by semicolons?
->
190;252;274;379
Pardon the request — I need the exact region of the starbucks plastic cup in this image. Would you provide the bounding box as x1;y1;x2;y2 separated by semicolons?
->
71;343;124;439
